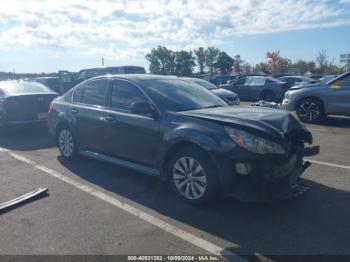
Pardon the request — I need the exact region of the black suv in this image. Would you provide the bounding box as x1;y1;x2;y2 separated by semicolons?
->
48;75;319;204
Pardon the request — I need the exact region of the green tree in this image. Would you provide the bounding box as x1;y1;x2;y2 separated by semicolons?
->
194;47;205;74
174;51;196;76
292;60;316;74
214;51;234;74
205;47;220;74
145;46;175;75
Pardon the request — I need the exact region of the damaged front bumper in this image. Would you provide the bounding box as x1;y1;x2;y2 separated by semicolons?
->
225;145;320;202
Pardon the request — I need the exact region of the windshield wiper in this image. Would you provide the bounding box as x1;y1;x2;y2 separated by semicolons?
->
204;105;223;109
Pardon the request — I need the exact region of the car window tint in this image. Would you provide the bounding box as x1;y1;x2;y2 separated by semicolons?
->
339;75;350;87
266;78;277;84
76;71;86;82
72;85;84;103
236;77;246;85
245;76;265;86
110;81;147;111
81;79;108;106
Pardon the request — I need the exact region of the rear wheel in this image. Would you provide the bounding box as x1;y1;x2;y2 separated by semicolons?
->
57;127;77;160
296;98;324;123
168;146;220;205
260;90;275;102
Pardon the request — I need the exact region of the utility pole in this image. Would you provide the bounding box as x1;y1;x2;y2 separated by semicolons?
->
102;58;104;67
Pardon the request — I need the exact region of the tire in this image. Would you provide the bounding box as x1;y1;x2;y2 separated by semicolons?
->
260;90;276;102
167;146;220;205
296;98;325;123
57;126;77;160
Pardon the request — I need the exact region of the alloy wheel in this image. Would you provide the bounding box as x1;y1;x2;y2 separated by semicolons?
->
59;129;74;158
172;156;207;200
297;101;321;122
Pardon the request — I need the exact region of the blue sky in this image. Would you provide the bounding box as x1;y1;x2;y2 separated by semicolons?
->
0;0;349;73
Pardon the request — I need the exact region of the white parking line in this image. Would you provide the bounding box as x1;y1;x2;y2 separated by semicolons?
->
0;148;245;261
306;159;350;171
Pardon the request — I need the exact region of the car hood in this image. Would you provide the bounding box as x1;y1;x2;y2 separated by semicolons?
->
180;106;312;142
211;88;238;98
289;82;326;90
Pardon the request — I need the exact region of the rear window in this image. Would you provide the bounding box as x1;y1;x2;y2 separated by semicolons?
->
81;79;109;106
0;81;54;95
266;77;284;84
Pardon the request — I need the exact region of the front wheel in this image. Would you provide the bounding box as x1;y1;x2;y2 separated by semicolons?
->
168;146;219;205
296;98;324;123
57;127;77;160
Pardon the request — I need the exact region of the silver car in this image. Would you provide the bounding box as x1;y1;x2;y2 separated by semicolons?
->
282;72;350;123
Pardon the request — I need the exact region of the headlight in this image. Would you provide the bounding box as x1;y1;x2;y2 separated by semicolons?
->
284;92;291;99
225;127;285;154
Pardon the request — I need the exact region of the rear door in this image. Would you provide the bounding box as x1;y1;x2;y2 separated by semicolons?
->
103;80;160;167
326;74;350;115
70;78;109;152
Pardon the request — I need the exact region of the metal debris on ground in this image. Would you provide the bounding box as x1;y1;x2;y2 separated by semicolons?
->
250;100;282;109
0;187;48;212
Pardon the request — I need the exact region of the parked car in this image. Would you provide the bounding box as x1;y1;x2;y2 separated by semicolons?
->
319;75;337;83
282;72;350;123
208;75;238;86
0;80;58;126
181;77;240;105
278;76;317;89
76;66;146;84
35;77;62;94
48;74;319;204
220;76;288;102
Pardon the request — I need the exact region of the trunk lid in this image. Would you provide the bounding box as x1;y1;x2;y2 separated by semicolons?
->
5;94;58;122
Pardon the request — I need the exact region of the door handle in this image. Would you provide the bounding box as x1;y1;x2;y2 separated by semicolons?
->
105;115;115;122
70;108;78;114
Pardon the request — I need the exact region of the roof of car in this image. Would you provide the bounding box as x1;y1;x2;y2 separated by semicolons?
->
79;66;145;72
87;74;178;83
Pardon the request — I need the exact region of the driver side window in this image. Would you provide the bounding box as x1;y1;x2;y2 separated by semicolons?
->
339;76;350;87
110;80;147;112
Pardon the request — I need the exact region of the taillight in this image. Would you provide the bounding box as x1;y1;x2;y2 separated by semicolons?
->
48;101;55;113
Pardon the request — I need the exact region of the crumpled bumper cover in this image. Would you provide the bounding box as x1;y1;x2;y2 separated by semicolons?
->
226;145;320;202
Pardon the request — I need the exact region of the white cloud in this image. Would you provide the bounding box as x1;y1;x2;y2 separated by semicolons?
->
0;0;349;60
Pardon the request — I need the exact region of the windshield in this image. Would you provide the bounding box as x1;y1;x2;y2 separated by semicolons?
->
140;79;227;112
0;81;54;95
191;79;217;90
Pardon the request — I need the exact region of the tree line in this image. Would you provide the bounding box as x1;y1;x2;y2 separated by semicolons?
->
145;46;345;76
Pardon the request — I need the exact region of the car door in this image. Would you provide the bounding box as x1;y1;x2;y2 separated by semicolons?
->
243;76;266;100
326;74;350;115
103;79;160;167
70;78;109;152
229;77;247;99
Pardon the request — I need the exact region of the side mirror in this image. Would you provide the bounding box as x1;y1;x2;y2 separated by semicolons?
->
130;101;155;115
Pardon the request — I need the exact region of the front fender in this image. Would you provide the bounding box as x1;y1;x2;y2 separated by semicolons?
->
159;127;223;177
